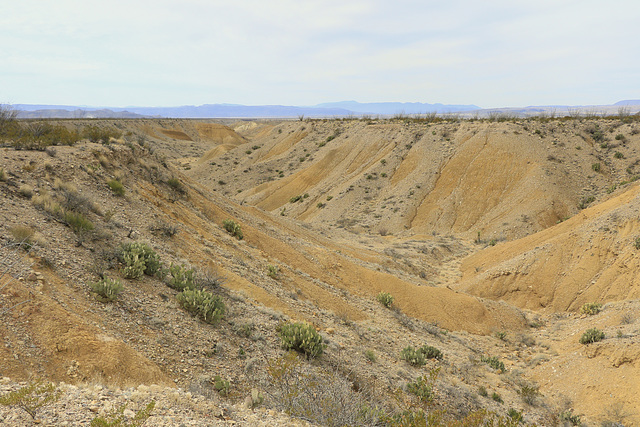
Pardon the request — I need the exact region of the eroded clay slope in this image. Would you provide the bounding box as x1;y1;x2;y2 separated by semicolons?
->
458;183;640;311
187;118;639;241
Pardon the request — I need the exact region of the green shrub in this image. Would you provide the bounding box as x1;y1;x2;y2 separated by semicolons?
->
166;177;184;193
364;349;377;363
559;410;581;426
90;400;155;427
89;277;124;302
507;408;523;423
580;302;602;315
107;179;125;196
267;264;279;279
213;375;230;396
494;331;507;341
166;263;195;291
491;392;503;403
400;345;443;366
289;195;302;203
222;219;243;239
376;291;394;308
177;289;225;325
518;383;540;406
478;386;488;397
63;210;94;234
278;322;325;358
121;242;161;279
0;379;61;420
580;328;605;344
614;151;624;159
635;237;640;250
406;368;439;404
481;355;506;373
83;125;121;144
592;162;601;172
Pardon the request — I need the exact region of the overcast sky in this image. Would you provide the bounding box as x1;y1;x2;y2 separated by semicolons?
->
1;0;638;109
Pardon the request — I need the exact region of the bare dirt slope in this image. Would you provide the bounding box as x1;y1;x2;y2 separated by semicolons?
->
187;118;639;243
1;116;640;425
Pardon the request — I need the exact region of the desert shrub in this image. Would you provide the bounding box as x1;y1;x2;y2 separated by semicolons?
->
0;168;6;181
634;237;640;250
18;184;33;198
478;386;488;397
614;151;624;159
166;263;195;291
591;162;601;172
193;267;226;290
278;322;325;358
176;289;225;324
364;349;377;363
89;277;124;302
406;368;439;404
377;291;394;308
107;179;125;196
400;345;443;366
580;328;605;344
580;302;602;315
507;408;523;423
289;195;302;203
222;219;243;239
9;226;35;249
491;392;503;403
120;242;161;279
149;221;179;238
578;195;595;210
265;352;384;427
494;331;507;341
481;355;505;373
558;410;581;426
63;210;94;234
90;400;155;427
83;125;121;144
213;375;230;396
518;383;540;406
267;264;279;279
0;379;61;420
166;177;184;192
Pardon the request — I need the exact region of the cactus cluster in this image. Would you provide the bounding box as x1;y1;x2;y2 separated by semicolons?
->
176;289;225;325
277;322;325;358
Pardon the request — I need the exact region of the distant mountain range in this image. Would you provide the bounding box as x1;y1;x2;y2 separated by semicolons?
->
12;101;479;119
9;100;640;119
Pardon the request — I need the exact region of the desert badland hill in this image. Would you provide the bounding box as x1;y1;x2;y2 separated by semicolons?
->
1;113;640;425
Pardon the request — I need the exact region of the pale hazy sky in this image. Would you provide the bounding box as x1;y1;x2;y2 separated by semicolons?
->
1;0;638;108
